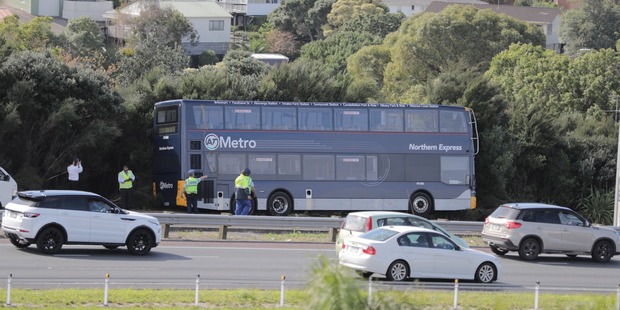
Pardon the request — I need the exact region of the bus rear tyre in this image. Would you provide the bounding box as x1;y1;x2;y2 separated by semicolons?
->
267;191;292;216
409;192;433;218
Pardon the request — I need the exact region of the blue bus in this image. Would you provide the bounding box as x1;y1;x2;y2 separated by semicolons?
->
153;99;479;217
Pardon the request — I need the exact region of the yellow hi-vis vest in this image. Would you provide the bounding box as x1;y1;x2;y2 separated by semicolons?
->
119;171;134;189
185;177;199;194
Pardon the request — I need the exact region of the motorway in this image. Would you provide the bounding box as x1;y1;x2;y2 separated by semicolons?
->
0;239;619;293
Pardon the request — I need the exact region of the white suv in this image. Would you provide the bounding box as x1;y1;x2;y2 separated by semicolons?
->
2;190;161;255
482;203;620;262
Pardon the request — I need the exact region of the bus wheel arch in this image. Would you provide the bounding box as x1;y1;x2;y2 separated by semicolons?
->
409;191;434;218
267;190;293;216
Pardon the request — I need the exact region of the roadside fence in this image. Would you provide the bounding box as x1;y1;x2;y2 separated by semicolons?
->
4;273;620;309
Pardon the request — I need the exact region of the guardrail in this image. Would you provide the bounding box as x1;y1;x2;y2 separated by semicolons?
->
146;213;486;241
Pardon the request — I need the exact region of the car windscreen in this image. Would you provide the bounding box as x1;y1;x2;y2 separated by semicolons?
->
360;228;399;241
343;215;368;232
490;206;520;219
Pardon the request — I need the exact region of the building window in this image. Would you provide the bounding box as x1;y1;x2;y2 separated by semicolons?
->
209;20;225;31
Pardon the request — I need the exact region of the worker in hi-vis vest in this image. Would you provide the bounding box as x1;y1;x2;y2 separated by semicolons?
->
118;165;135;209
234;168;255;215
182;170;208;214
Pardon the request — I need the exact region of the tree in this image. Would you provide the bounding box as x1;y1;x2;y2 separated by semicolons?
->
300;31;382;72
379;5;545;102
266;29;300;58
0;15;55;53
63;16;106;58
219;50;271;76
116;40;190;85
323;0;400;37
267;0;334;43
0;50;123;191
559;0;620;56
129;4;198;48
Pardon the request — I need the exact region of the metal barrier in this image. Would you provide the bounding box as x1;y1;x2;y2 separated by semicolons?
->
145;213;486;241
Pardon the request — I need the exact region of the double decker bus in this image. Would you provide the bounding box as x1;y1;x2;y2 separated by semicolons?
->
153;99;479;217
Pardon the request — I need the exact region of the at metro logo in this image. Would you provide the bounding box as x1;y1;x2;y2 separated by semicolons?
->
204;133;257;151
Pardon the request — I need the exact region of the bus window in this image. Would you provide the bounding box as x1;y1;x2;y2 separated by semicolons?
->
370;109;403;132
190;154;201;170
299;108;332;131
156;106;178;135
262;107;296;130
336;155;366;180
334;109;368;131
249;154;276;175
225;106;260;130
405;155;439;182
218;153;246;175
405;110;438;132
303;155;335;180
191;105;224;129
440;156;469;184
440;110;467;133
278;155;301;176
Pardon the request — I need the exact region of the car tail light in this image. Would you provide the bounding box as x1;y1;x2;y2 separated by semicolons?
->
342;243;346;249
505;221;521;229
484;217;489;224
364;217;372;232
23;212;40;218
362;246;376;255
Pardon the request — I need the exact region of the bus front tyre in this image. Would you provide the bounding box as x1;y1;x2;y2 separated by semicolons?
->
409;193;432;218
267;192;292;216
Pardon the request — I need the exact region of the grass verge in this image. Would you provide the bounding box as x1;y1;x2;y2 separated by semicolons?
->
0;288;616;309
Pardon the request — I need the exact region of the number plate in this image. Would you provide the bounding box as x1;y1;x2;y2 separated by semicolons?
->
491;224;500;231
348;246;360;253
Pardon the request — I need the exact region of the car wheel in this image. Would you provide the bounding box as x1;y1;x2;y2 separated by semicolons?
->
518;237;540;261
591;240;614;263
386;260;409;282
409;192;433;218
126;229;153;255
36;227;64;255
8;234;31;248
267;191;292;216
490;246;508;256
104;245;119;250
475;262;496;283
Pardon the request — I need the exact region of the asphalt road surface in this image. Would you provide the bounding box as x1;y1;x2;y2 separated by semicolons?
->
0;239;618;293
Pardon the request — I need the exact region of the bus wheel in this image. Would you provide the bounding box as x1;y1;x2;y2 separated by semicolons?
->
267;192;292;216
409;192;433;218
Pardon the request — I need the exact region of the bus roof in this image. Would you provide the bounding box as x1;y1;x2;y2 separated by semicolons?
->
154;99;469;111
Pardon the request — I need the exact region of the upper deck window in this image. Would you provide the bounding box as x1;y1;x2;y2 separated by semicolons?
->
439;110;468;133
191;105;223;129
225;106;260;130
405;110;438;132
370;109;403;132
262;107;296;130
156;107;177;124
335;108;368;131
299;108;333;131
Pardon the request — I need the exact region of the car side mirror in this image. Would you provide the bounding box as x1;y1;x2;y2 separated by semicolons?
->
585;220;591;227
454;245;461;251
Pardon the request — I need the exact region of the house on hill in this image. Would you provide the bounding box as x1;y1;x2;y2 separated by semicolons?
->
380;0;486;17
103;1;232;56
425;2;562;53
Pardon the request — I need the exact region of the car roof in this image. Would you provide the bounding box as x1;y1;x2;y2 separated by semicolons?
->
346;211;423;218
18;190;101;200
499;202;570;211
375;226;436;233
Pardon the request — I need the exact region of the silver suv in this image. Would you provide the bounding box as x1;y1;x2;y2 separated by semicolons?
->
482;203;620;262
2;190;161;255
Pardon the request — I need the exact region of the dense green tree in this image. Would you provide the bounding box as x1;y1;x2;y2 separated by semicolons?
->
268;0;334;42
559;0;620;56
258;59;357;102
300;31;382;72
178;66;262;100
323;0;395;36
0;51;123;191
346;44;391;102
116;40;189;85
0;15;55;53
338;10;404;38
219;50;271;76
63;16;106;58
379;5;544;103
266;29;300;58
129;5;197;48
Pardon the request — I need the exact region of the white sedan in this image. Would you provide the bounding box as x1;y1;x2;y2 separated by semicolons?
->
339;226;501;283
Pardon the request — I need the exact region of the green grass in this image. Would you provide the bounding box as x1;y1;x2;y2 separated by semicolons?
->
0;288;616;309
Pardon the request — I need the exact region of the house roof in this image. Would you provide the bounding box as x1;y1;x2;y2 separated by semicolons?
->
426;2;560;24
0;7;13;19
105;1;231;20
